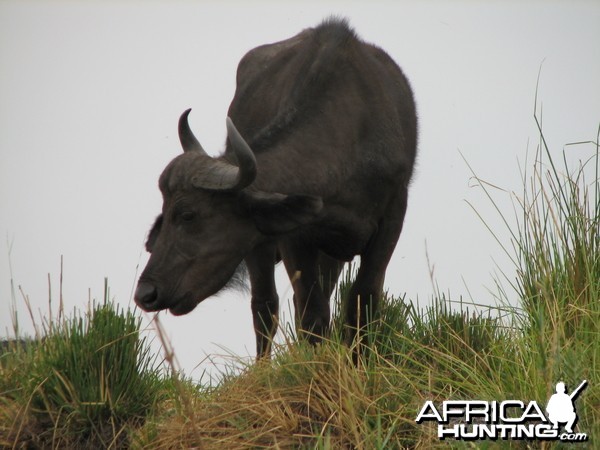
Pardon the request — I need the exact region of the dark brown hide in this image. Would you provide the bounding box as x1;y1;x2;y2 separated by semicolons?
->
135;18;417;357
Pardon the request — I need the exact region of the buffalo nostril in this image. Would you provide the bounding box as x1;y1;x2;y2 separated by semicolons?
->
134;282;158;310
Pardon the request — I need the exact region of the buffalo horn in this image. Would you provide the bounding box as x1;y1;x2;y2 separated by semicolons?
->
224;117;257;190
187;116;257;191
178;108;207;154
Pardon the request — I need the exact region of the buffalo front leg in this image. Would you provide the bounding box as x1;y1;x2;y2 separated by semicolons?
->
317;251;345;305
280;242;331;345
246;243;279;358
345;189;408;349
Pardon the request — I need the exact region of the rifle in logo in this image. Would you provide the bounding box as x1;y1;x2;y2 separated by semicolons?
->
546;380;587;433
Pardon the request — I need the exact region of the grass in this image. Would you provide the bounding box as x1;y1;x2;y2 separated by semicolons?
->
168;300;513;449
0;282;165;448
1;114;598;448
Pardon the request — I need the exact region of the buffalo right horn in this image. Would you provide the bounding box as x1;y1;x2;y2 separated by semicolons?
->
178;108;207;154
224;117;257;190
187;117;257;191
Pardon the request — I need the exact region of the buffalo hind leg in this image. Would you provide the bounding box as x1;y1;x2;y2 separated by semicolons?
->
345;189;408;354
246;242;279;359
280;242;332;344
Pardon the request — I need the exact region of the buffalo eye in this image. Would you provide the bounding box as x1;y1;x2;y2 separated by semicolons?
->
180;211;196;222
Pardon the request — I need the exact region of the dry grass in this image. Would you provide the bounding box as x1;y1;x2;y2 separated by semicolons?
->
133;341;425;449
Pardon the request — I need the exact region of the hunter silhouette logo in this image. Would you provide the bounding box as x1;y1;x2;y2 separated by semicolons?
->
416;380;589;442
546;380;587;434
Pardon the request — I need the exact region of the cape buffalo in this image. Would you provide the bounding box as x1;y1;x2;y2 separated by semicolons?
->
135;18;417;357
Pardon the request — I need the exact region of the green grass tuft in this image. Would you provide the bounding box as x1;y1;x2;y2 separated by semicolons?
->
1;295;164;448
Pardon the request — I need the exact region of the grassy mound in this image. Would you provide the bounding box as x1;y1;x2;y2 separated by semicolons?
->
0;299;165;448
1;122;598;448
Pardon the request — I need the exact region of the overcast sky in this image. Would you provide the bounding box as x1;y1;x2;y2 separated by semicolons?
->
1;1;599;380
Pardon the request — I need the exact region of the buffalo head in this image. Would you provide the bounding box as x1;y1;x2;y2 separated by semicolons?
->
134;109;322;315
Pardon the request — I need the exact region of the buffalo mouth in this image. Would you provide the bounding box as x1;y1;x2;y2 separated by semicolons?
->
135;281;199;316
168;292;198;316
134;280;161;311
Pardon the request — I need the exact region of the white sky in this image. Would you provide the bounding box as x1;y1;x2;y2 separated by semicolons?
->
1;1;599;380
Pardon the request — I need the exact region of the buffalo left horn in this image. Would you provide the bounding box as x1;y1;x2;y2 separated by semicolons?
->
188;116;257;191
179;108;207;154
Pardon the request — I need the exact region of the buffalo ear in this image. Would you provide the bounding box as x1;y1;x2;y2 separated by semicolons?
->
239;191;323;235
